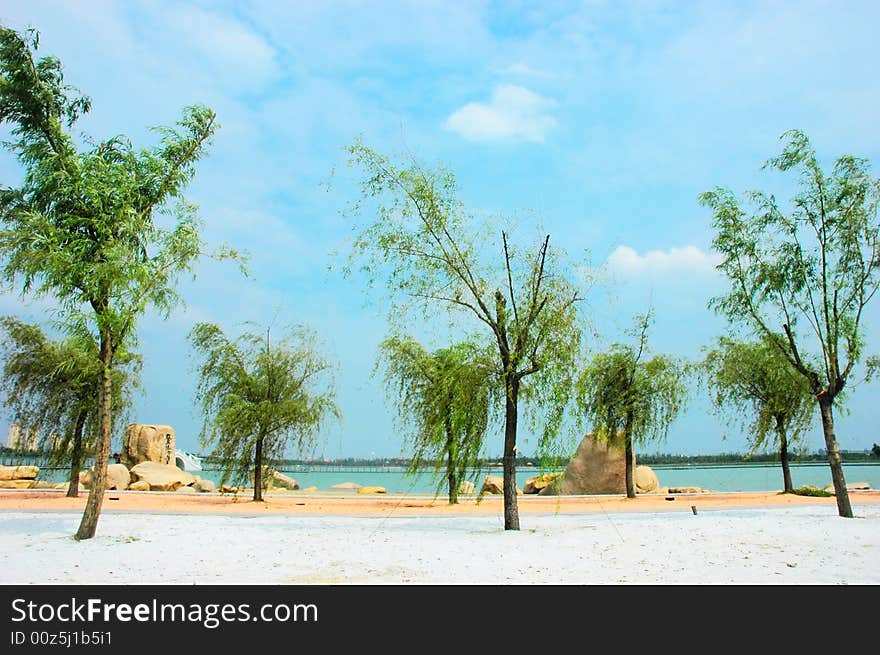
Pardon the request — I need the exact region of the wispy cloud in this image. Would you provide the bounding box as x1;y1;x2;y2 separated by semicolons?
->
495;62;554;78
445;84;557;143
605;245;722;279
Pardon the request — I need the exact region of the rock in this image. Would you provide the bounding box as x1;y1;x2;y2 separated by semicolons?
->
524;472;563;494
0;465;40;480
34;481;54;489
176;486;193;493
79;469;93;488
635;466;660;494
357;486;386;494
129;461;195;491
482;475;504;494
0;479;37;488
107;463;131;490
121;424;176;468
51;482;68;489
457;480;476;495
129;480;151;491
301;486;318;493
824;481;871;494
219;484;241;494
667;486;704;494
540;432;632;495
193;478;216;493
269;471;299;490
331;482;362;489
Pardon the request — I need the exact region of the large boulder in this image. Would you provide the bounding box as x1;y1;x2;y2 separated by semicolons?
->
193;478;216;493
0;465;39;481
250;468;300;491
121;424;176;468
107;464;131;490
539;432;632;495
0;480;37;489
357;486;386;494
129;461;195;491
457;480;476;495
129;480;151;491
635;465;660;494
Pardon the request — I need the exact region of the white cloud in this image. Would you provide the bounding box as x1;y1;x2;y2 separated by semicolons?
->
606;245;722;279
445;84;557;143
495;62;554;78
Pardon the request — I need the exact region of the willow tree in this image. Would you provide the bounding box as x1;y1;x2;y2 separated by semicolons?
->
190;322;339;502
344;142;585;530
576;313;687;498
700;130;880;518
701;336;814;493
0;316;141;496
377;335;497;503
0;26;240;538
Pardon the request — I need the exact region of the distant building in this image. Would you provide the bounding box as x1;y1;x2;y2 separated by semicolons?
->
6;423;67;452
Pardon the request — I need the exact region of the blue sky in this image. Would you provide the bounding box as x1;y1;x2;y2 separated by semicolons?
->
1;0;878;459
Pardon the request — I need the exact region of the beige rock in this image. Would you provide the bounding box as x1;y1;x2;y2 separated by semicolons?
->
79;469;93;488
34;481;54;489
357;486;386;494
524;472;563;494
193;478;216;493
269;471;299;490
107;463;131;490
457;480;476;495
635;465;660;494
667;486;705;494
823;481;871;494
0;480;37;488
129;480;151;491
121;424;176;468
0;465;40;481
482;475;504;494
219;484;241;494
129;461;195;491
51;482;68;489
301;486;318;493
331;482;362;490
539;432;632;495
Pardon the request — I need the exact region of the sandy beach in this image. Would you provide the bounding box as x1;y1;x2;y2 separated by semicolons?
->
2;489;879;584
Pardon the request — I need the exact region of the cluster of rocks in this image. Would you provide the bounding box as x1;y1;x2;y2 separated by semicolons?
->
79;461;216;493
327;482;387;494
0;464;62;489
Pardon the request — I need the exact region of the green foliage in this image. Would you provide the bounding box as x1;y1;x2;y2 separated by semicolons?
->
0;315;140;462
377;335;498;501
790;485;834;498
189;322;340;490
577;312;688;449
871;443;880;458
699;129;880;402
700;335;815;454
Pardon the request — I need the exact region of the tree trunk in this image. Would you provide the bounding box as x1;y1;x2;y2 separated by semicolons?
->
775;416;793;494
253;435;264;502
75;332;113;540
502;375;520;531
818;395;852;518
66;410;87;499
446;428;458;505
623;414;635;499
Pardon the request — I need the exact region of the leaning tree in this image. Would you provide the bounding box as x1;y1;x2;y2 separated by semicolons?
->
0;26;241;538
377;335;498;503
344;142;586;530
189;322;339;502
700;129;880;517
576;312;688;498
0;316;141;497
701;335;815;493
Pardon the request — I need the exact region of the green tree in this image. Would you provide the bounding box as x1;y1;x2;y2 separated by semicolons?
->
0;316;141;496
700;336;815;493
576;312;688;498
344;142;585;530
700;129;880;517
189;322;339;502
0;26;240;538
377;335;497;503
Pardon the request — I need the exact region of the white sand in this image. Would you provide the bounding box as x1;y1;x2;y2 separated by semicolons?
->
2;505;878;584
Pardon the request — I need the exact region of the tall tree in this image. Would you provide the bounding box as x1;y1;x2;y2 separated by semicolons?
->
190;322;339;502
0;26;240;538
700;129;880;517
700;335;815;493
377;335;497;504
344;142;585;530
0;316;141;497
576;312;688;498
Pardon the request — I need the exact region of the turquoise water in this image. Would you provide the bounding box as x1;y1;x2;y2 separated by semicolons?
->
21;462;880;493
